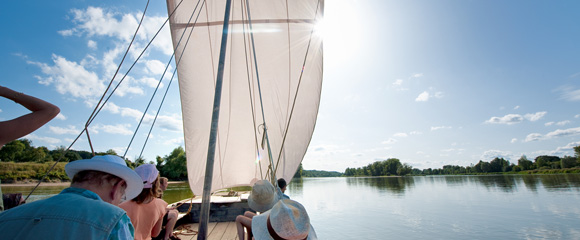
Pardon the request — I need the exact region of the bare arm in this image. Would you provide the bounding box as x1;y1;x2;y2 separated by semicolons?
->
0;86;60;147
151;214;164;238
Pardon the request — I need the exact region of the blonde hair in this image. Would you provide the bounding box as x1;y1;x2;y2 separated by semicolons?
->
131;174;161;204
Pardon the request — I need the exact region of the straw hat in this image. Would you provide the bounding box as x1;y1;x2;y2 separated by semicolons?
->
65;155;144;200
135;164;159;188
248;180;280;212
252;199;317;240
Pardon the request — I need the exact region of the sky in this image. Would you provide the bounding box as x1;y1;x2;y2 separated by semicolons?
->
1;0;579;172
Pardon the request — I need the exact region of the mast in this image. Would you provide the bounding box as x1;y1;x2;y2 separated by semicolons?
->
197;0;233;239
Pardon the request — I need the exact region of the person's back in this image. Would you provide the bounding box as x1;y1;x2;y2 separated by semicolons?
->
0;155;143;239
121;197;167;240
120;164;167;240
0;188;126;239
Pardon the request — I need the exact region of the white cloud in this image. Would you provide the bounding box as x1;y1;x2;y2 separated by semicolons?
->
393;132;408;137
381;138;397;144
525;133;543;142
113;76;144;97
64;7;139;41
524;111;547;121
485;114;523;125
555;120;571;126
25;134;61;145
545;127;580;138
514;106;520;110
87;40;97;49
575;114;580;118
165;137;184;146
393;79;403;86
29;54;105;99
102;102;182;132
480;150;516;161
411;73;423;78
545;122;554;126
558;86;580;101
409;131;423;135
0;108;2;113
485;112;546;125
140;77;163;88
55;113;67;120
524;127;580;142
91;123;134;135
145;60;168;76
49;125;81;135
511;138;518;143
554;141;580;153
415;91;429;102
434;92;444;98
431;126;452;131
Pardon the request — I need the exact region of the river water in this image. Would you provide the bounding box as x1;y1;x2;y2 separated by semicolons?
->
3;174;580;239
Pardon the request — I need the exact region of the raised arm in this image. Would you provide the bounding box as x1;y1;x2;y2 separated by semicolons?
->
0;86;60;147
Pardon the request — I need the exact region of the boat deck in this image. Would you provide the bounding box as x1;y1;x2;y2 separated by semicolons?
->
173;222;239;240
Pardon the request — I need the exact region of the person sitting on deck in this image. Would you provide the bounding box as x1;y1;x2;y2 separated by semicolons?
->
0;155;143;239
2;193;25;210
0;85;60;211
120;164;180;240
151;177;180;240
277;178;290;199
236;180;281;240
252;199;318;240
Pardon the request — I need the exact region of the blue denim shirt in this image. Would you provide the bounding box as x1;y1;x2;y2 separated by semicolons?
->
0;187;134;239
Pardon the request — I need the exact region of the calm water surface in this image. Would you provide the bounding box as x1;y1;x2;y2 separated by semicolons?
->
288;175;580;239
4;175;580;239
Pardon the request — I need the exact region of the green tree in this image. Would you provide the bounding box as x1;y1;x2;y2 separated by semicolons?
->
574;145;580;164
517;155;533;170
385;158;402;175
397;163;413;176
294;163;303;178
0;140;26;162
561;156;577;169
158;146;187;180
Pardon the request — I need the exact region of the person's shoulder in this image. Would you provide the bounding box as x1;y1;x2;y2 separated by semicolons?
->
154;198;168;206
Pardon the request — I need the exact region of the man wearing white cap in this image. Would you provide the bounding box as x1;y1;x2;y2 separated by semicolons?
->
0;155;144;239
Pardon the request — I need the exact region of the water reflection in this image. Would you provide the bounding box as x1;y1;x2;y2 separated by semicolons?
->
345;177;415;196
331;174;580;195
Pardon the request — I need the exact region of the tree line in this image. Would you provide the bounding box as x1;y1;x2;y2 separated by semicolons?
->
0;139;188;182
344;158;413;177
345;145;580;176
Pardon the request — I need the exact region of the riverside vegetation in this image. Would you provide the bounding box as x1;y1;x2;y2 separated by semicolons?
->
344;145;580;177
1;139;579;182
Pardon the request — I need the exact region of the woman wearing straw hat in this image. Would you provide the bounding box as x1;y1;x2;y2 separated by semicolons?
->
0;155;144;239
236;180;282;240
252;199;317;240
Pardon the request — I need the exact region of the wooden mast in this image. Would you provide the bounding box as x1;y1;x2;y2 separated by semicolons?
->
197;0;233;239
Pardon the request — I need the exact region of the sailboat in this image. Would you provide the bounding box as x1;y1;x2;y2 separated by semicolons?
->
164;0;323;238
23;0;323;238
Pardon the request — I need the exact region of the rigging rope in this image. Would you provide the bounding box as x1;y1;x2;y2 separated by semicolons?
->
138;0;206;159
273;0;323;176
241;0;264;180
24;0;153;202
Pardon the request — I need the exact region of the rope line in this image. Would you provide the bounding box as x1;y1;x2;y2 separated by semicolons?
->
273;0;323;176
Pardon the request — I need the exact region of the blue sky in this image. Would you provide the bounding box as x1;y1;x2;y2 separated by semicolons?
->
1;0;579;172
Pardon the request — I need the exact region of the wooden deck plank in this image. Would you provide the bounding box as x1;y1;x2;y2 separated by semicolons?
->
175;222;238;240
208;222;234;240
222;221;239;240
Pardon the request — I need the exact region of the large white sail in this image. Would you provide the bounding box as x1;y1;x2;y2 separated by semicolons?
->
166;0;324;195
